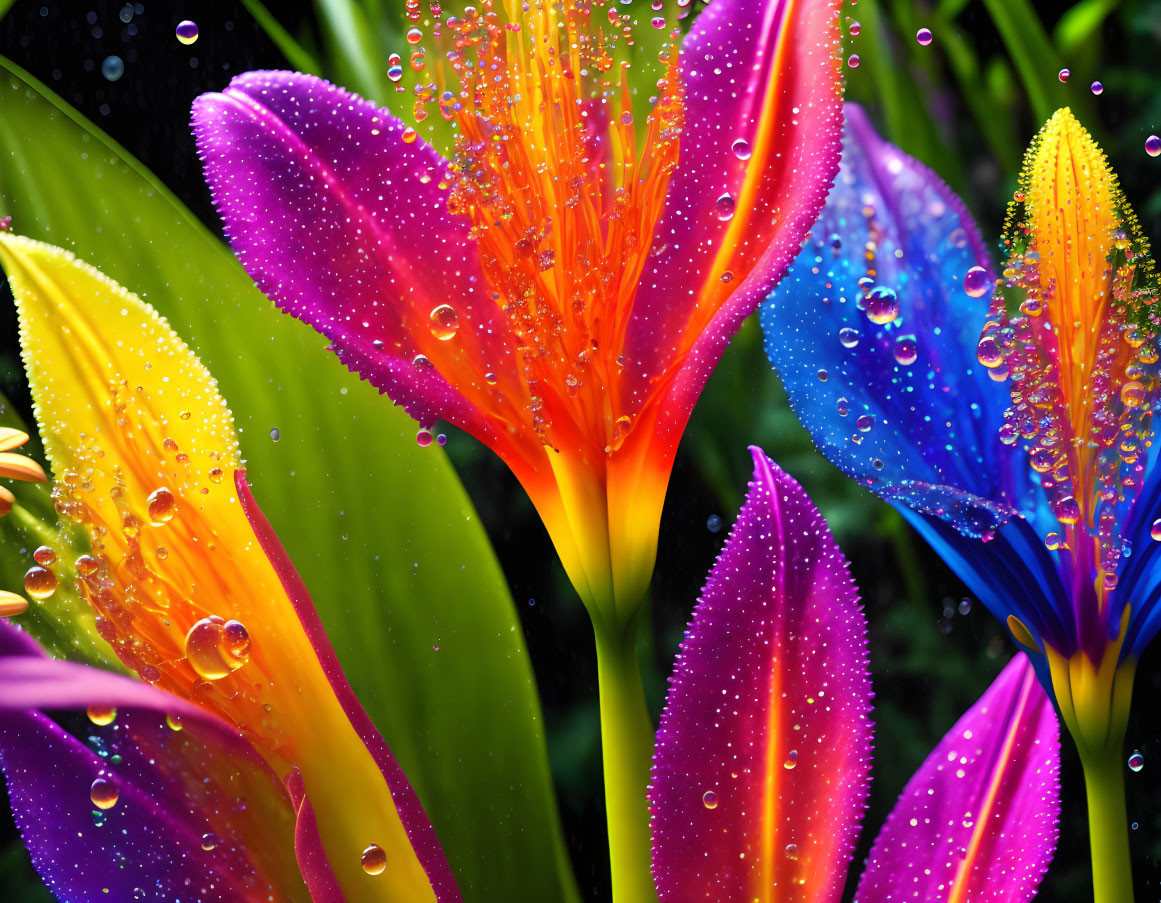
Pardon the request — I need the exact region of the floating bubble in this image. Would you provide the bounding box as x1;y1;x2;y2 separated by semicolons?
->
201;832;219;852
730;138;751;161
101;55;124;82
406;27;423;44
184;616;251;680
958;598;972;615
90;777;120;810
416;428;433;448
87;704;117;726
1128;751;1144;772
1091;81;1103;95
839;327;860;348
362;843;388;876
714;193;736;221
1058;68;1070;83
785;843;799;860
1147;135;1161;158
894;335;918;366
701;790;719;809
976;335;1003;368
175;20;199;45
963;266;989;298
706;514;723;533
916;27;932;45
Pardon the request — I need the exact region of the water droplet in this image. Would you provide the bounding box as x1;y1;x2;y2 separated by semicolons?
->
856;414;875;433
829;232;842;249
864;286;899;325
406;27;423;44
847;53;860;69
175;20;199;44
1147;135;1161;158
706;514;722;533
76;555;99;577
1129;751;1144;772
437;433;447;447
731;138;751;161
87;704;117;726
784;843;799;860
147;487;177;526
1121;380;1146;408
783;749;798;770
362;843;388;875
90;777;120;810
388;64;404;83
208;468;224;485
976;335;1004;368
958;598;972;615
166;713;183;732
1058;68;1070;83
916;27;932;45
894;335;918;366
270;428;280;442
402;127;418;144
1053;496;1081;525
848;20;861;36
23;566;57;601
32;546;56;566
1151;519;1161;541
416;428;433;447
1045;532;1062;551
429;304;459;340
200;832;219;851
701;790;719;809
963;266;989;298
839;327;860;348
1091;81;1103;95
184;616;251;680
714;193;736;221
101;55;124;82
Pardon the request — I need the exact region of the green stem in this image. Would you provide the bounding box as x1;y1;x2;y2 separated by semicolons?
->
593;613;659;903
10;502;58;548
1080;748;1134;903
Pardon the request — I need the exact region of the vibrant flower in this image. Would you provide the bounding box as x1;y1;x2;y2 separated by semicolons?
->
649;448;1060;902
0;233;459;902
761;106;1157;899
190;0;845;623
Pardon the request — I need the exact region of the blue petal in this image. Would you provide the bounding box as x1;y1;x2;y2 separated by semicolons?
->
1115;453;1161;657
761;105;1034;538
898;506;1072;660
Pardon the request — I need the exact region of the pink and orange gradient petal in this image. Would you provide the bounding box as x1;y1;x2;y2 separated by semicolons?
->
853;655;1060;903
0;232;459;903
649;448;872;903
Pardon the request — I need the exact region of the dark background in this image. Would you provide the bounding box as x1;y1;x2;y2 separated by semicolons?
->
1;1;1160;901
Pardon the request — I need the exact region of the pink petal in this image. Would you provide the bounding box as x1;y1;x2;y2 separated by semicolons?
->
192;70;507;439
625;0;844;433
650;447;872;903
853;655;1060;903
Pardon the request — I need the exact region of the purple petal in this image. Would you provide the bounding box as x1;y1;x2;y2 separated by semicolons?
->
623;0;845;444
192;70;508;440
853;655;1060;903
236;471;461;903
0;623;310;902
650;447;872;903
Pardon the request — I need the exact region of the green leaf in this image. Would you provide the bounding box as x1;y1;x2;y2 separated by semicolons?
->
0;56;579;903
240;0;325;76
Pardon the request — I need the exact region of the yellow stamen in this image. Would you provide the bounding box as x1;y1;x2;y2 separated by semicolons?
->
0;590;28;617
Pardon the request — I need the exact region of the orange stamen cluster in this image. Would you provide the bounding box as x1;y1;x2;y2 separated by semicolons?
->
980;110;1160;591
438;0;684;455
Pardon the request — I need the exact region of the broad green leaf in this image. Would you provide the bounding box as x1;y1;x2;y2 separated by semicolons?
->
240;0;325;75
0;57;579;903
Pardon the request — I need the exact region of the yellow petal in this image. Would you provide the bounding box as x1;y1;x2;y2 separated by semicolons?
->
0;589;28;616
0;233;440;903
0;451;46;483
0;427;31;452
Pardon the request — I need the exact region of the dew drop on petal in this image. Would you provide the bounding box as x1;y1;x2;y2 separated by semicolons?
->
894;335;918;365
714;193;736;221
175;20;199;44
784;749;799;770
963;266;989;298
731;138;751;161
1151;519;1161;541
185;616;251;680
23;566;57;601
362;843;388;875
785;843;799;860
90;777;119;810
1129;751;1144;772
856;414;875;433
977;335;1004;368
429;304;459;340
839;327;860;348
200;832;219;851
701;790;719;809
86;704;116;726
864;286;899;325
147;487;177;526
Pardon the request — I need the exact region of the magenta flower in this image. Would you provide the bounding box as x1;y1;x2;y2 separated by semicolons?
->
650;448;1061;902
